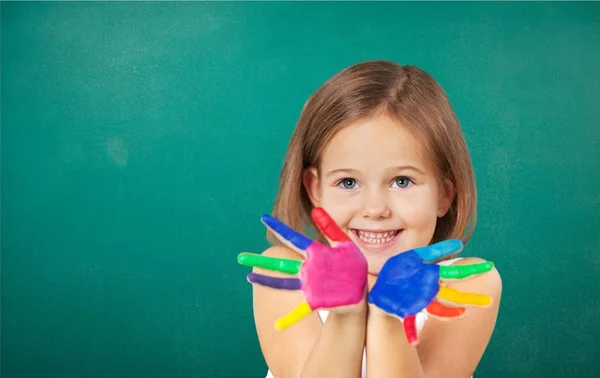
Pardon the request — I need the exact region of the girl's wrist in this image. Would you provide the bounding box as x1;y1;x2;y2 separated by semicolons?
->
367;302;393;318
329;298;368;318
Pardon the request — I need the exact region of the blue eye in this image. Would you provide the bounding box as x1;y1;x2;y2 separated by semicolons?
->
392;176;413;189
338;178;359;189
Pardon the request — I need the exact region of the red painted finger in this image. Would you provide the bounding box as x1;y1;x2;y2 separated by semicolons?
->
311;207;350;243
403;315;418;345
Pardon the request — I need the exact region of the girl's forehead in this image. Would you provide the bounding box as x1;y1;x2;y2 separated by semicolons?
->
319;115;432;171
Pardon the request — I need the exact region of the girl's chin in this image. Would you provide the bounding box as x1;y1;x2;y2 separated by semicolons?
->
365;256;389;276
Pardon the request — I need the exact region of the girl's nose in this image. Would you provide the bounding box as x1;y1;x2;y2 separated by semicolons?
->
361;190;392;219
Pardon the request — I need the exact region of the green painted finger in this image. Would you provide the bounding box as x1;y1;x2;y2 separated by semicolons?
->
439;262;494;279
237;253;302;274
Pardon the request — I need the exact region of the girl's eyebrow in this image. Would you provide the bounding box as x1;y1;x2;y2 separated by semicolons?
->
387;165;426;175
325;168;360;178
325;165;425;178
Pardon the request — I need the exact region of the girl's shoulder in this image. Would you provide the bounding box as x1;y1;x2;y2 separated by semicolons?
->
416;256;502;375
260;244;305;260
251;246;323;377
444;256;502;297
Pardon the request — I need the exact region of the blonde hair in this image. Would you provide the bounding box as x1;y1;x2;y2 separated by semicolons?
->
268;61;476;248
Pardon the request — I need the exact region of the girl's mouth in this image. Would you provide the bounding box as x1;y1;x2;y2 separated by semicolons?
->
350;229;403;253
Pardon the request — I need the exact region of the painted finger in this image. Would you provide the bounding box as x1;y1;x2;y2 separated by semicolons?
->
311;207;350;244
413;239;463;262
247;273;302;290
426;300;466;319
261;214;316;255
274;300;312;330
237;253;302;274
439;262;494;279
403;315;418;345
437;286;492;307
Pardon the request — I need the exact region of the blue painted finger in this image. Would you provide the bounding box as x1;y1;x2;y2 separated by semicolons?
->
413;239;463;262
261;214;313;251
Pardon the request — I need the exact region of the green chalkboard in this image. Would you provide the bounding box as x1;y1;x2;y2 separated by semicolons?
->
2;2;599;378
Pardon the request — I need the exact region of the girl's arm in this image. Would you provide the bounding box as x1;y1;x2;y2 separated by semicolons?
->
253;246;367;378
366;257;502;378
366;303;425;378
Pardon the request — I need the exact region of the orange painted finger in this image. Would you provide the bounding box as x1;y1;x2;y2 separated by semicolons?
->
426;300;466;319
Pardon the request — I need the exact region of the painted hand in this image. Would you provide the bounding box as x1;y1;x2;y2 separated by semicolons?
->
237;208;368;330
368;240;494;345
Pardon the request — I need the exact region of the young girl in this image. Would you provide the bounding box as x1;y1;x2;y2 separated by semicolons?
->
250;61;502;377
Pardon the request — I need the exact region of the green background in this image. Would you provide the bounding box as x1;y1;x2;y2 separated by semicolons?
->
2;2;599;377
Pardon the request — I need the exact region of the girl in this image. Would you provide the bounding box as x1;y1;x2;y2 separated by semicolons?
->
250;61;502;377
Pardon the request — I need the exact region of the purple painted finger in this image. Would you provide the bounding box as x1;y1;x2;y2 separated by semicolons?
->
247;273;302;290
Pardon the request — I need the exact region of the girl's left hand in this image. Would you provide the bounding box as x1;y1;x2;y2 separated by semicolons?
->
237;208;368;329
368;241;495;345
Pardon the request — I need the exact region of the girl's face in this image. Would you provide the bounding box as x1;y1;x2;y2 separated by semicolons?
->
304;114;453;274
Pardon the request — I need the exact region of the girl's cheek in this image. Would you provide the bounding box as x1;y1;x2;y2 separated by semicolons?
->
327;191;360;209
400;200;437;227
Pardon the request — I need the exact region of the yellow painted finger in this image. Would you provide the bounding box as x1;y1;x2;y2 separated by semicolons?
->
274;300;312;330
437;286;492;307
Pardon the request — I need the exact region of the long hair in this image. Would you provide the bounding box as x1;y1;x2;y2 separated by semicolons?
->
269;61;476;249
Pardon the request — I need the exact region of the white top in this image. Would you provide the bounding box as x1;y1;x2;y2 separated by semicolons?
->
265;258;463;378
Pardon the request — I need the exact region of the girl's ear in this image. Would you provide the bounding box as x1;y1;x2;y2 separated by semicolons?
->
303;167;322;207
438;179;455;217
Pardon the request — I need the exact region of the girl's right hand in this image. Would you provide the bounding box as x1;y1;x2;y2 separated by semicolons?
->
238;207;368;329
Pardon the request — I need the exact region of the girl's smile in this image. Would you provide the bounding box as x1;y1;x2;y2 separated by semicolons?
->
350;228;404;254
